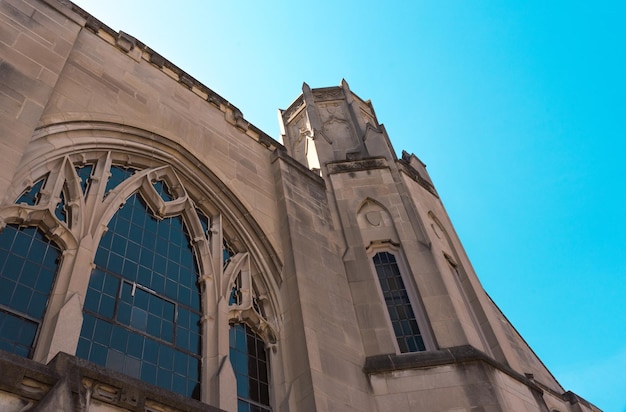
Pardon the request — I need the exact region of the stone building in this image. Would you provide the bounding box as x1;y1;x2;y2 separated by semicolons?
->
0;0;600;411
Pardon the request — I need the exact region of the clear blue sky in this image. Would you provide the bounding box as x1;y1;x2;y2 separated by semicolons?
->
72;1;626;410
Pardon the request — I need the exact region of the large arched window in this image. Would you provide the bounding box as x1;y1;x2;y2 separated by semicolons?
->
0;225;61;358
0;133;282;409
77;186;202;399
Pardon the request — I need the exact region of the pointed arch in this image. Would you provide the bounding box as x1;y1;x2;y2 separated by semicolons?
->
0;120;283;405
356;197;400;246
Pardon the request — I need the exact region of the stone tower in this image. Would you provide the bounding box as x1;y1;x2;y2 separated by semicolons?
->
0;0;599;411
278;80;598;411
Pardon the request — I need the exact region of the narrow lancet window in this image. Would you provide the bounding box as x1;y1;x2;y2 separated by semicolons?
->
373;251;426;353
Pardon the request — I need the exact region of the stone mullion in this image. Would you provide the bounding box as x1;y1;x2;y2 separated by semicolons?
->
196;214;221;406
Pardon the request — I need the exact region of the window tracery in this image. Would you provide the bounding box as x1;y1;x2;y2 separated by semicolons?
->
358;198;433;354
225;248;274;411
0;143;281;409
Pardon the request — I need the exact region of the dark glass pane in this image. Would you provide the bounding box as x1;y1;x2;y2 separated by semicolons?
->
11;230;31;257
111;325;129;352
157;369;172;389
373;252;425;353
16;178;46;206
35;269;55;293
93;319;112;345
27;292;47;318
76;337;91;359
117;302;131;325
130;307;148;331
105;166;136;196
0;311;37;357
99;295;116;319
143;337;159;364
0;280;13;305
174;350;188;375
12;284;31;314
90;343;107;366
172;374;186;397
153;180;175;202
127;332;144;358
141;362;157;384
54;186;68;223
76;164;94;195
237;372;250;398
230;323;271;410
147;314;161;337
159;345;174;370
238;400;251;412
81;315;96;339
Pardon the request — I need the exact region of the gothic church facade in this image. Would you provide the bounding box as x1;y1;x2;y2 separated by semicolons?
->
0;0;600;411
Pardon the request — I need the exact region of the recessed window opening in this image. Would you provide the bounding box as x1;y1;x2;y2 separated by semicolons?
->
372;251;426;353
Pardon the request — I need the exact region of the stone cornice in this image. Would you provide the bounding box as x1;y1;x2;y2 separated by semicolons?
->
64;1;280;153
326;157;389;175
0;350;224;411
397;158;439;198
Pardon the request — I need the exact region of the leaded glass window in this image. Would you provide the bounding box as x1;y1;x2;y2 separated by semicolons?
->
105;166;136;196
77;192;202;399
0;225;61;358
373;251;426;353
54;183;69;224
229;323;271;412
76;164;94;195
16;177;46;206
153;180;174;202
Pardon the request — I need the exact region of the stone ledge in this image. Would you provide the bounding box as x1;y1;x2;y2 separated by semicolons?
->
364;345;490;374
397;157;438;198
65;1;280;154
0;350;224;411
327;157;388;175
271;148;326;187
363;345;600;411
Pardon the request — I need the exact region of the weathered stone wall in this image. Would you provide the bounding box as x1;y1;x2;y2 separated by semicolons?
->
0;0;602;411
0;0;83;202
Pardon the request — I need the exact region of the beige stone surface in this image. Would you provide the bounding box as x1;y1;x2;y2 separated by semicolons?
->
0;1;601;411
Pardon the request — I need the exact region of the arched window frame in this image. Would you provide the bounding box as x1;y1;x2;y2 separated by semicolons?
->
366;240;435;354
0;131;283;410
224;250;276;411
